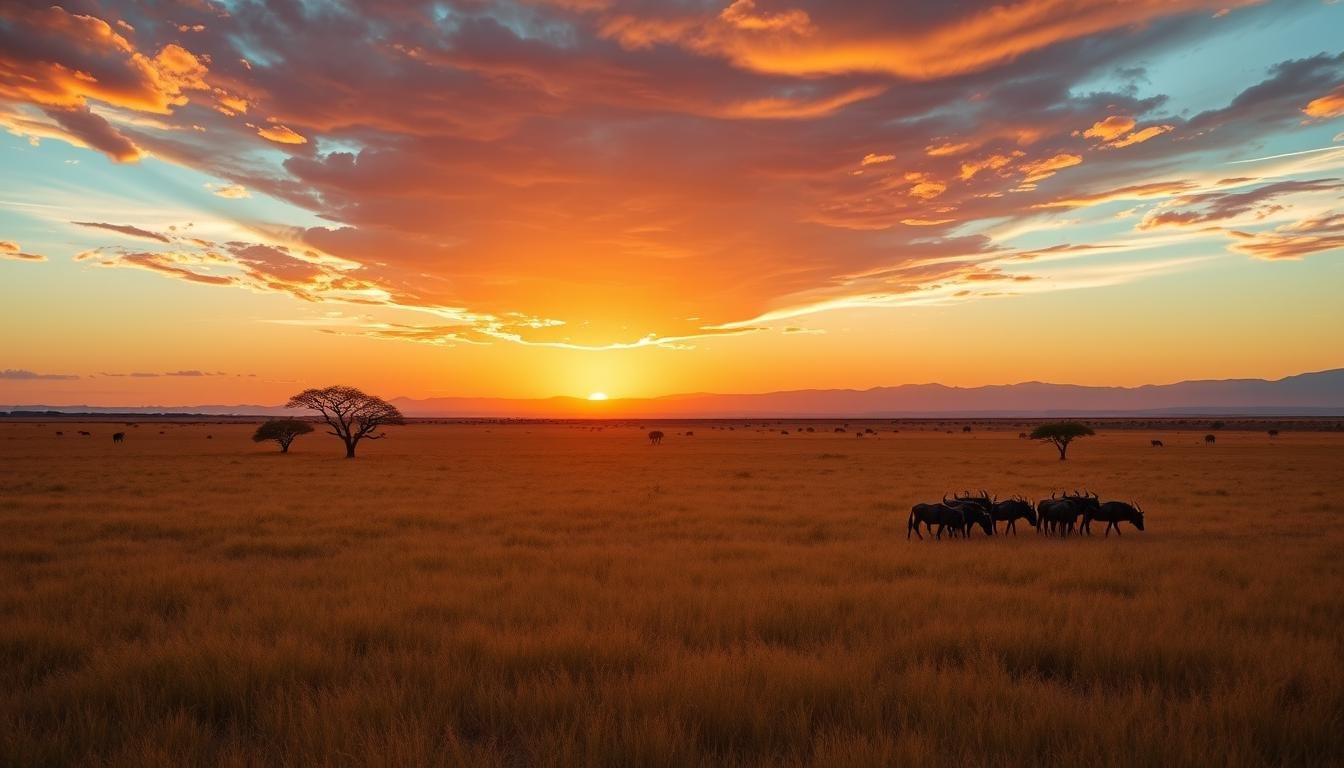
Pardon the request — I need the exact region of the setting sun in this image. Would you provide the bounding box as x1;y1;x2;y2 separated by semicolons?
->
587;392;609;401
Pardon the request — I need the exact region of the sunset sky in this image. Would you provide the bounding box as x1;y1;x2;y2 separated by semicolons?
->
2;0;1342;405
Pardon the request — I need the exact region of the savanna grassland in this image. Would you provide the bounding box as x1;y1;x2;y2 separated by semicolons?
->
1;421;1342;767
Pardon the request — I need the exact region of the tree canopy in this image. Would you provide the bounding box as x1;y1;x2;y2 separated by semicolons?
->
1029;421;1095;461
285;386;405;458
252;419;313;453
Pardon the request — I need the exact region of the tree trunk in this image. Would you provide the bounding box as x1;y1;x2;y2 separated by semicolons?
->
280;442;289;453
345;439;356;458
1056;440;1067;460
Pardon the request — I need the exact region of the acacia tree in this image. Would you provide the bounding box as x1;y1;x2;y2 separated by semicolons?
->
1029;421;1095;461
285;386;406;458
252;419;313;453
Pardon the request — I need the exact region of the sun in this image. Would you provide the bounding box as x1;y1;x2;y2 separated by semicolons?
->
587;392;608;401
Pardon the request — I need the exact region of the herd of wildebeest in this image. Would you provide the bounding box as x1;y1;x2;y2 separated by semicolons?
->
909;490;1144;540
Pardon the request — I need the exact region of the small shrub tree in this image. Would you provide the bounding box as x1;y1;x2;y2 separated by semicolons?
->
252;419;313;453
1029;421;1095;461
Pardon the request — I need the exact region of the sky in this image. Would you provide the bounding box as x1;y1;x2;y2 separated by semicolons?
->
1;0;1342;406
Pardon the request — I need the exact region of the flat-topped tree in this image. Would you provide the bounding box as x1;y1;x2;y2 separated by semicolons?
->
1029;421;1094;461
252;419;313;453
286;386;405;458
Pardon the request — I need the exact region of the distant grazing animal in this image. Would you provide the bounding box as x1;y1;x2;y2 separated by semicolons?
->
834;427;846;433
78;430;91;437
1018;432;1027;439
990;497;1037;535
112;432;125;444
685;431;693;437
1204;434;1216;445
206;434;213;440
648;430;664;445
1151;440;1164;447
55;431;63;437
1268;429;1279;437
1082;501;1145;536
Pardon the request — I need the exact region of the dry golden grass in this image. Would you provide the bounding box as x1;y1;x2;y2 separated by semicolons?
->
1;421;1341;767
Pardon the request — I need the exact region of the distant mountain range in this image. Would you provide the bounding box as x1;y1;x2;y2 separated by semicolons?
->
5;368;1343;418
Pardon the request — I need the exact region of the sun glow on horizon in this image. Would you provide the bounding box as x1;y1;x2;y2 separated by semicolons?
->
588;392;609;401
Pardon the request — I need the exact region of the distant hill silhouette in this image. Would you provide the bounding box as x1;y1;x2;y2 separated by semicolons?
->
9;368;1341;418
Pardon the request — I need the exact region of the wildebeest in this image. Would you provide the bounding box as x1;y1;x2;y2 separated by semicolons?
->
648;430;664;445
1151;440;1164;447
112;432;125;444
909;499;992;540
55;431;63;436
1267;429;1279;437
1037;491;1098;537
1082;501;1145;536
1204;434;1216;444
990;497;1037;534
77;430;91;437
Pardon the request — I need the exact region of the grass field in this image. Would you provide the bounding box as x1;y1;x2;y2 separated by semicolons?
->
1;421;1341;767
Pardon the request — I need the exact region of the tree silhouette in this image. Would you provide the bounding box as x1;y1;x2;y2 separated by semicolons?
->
1029;421;1095;461
252;419;313;453
286;386;405;458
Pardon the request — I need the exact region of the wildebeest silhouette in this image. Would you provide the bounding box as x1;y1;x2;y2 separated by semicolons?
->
1037;491;1097;537
1267;429;1279;437
908;502;966;540
55;431;63;436
112;432;125;444
1082;501;1145;536
648;430;664;445
1151;440;1164;447
990;497;1037;534
1204;434;1216;444
78;430;91;437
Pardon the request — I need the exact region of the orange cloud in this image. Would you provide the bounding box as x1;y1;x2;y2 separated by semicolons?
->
1227;213;1344;260
1034;181;1197;210
959;152;1022;181
926;141;973;157
207;183;251;199
1108;124;1174;148
718;0;814;34
257;123;308;144
861;152;895;165
905;172;947;200
670;0;1259;79
1019;153;1082;182
1082;115;1136;141
1302;85;1344;119
0;240;47;262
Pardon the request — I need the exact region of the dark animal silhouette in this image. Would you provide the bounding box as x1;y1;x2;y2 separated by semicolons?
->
55;431;63;436
1267;429;1279;437
990;497;1037;534
648;430;664;445
1037;491;1097;537
78;430;91;436
112;432;125;444
1204;434;1216;444
909;502;984;540
1151;440;1163;447
1082;501;1145;536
